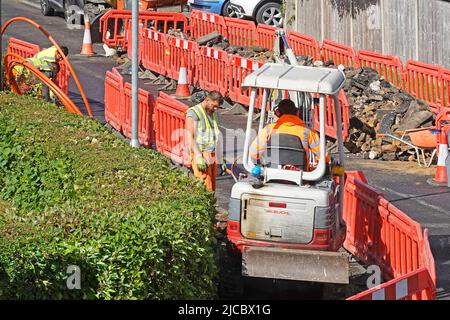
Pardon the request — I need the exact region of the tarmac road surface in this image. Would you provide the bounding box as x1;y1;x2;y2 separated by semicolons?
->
2;0;449;299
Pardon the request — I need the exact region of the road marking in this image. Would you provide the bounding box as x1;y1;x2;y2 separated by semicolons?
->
19;0;41;10
375;185;450;216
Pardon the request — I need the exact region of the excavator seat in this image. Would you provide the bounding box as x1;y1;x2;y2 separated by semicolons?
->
262;133;307;170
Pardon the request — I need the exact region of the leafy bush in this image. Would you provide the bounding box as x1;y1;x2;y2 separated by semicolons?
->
0;92;217;299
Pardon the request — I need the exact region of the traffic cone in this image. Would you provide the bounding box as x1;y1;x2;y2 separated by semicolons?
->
175;57;190;98
432;129;448;184
80;15;95;55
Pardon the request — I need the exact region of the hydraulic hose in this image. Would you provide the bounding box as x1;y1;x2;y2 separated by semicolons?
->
1;17;93;116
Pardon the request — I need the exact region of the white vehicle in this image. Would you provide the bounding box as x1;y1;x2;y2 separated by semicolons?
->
227;63;349;286
229;0;283;26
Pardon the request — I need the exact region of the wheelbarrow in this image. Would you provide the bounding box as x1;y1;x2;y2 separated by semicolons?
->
377;126;438;167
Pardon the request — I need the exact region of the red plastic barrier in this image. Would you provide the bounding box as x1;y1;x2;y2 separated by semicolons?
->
224;17;256;47
190;9;227;39
104;68;124;131
440;68;450;109
141;28;168;75
100;10;188;48
343;172;436;300
166;36;199;85
228;55;264;107
6;37;40;65
347;267;434;300
197;46;229;96
287;31;321;61
256;24;277;50
321;39;358;68
154;92;191;167
313;90;350;141
403;60;443;114
122;82;154;147
55;60;70;95
357;50;403;88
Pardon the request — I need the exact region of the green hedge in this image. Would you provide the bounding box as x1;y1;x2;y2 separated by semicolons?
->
0;92;217;299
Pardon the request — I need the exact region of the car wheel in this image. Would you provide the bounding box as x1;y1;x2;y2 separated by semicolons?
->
222;1;235;18
255;2;283;27
40;0;54;16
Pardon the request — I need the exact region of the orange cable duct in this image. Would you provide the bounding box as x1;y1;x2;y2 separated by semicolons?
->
5;52;82;115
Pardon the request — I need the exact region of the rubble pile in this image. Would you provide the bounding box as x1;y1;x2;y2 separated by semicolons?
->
341;67;436;161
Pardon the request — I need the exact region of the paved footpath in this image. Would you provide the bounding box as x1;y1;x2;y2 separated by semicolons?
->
2;0;449;299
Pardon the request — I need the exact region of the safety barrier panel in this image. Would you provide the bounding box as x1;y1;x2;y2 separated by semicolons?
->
197;46;230;96
440;68;450;109
141;29;169;75
55;61;70;96
122;82;154;147
166;36;199;85
313;90;350;142
357;50;403;88
224;17;257;47
403;60;443;114
287;31;321;61
100;10;188;48
343;172;436;300
154;92;191;167
104;68;124;132
6;37;40;65
228;55;264;107
321;39;358;68
190;9;228;39
256;25;277;50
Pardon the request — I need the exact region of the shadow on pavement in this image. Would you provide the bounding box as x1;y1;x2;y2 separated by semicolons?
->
428;235;450;300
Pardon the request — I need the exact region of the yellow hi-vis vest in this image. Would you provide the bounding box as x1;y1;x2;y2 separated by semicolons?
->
26;46;57;72
187;104;220;152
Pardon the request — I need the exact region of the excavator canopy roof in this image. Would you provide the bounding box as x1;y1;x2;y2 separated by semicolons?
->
242;63;346;95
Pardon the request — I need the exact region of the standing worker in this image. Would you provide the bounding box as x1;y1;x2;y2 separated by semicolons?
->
13;46;69;101
186;91;223;192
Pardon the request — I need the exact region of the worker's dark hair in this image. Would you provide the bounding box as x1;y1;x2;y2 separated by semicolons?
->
60;46;69;56
276;99;298;116
206;91;224;104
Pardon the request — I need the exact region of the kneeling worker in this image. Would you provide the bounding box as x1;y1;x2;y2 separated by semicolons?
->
186;91;223;192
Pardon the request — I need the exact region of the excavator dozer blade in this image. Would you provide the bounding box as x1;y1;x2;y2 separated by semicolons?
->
242;246;349;284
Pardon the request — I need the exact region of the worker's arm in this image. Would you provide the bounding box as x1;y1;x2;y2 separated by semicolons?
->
185;117;202;158
308;130;330;163
249;125;271;161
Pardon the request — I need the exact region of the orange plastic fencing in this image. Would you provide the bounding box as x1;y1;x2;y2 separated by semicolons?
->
403;60;443;114
228;55;265;107
357;50;403;88
55;60;70;95
166;36;199;85
343;172;436;300
6;37;40;66
122;82;154;147
256;24;277;50
141;28;169;75
287;31;321;61
104;68;124;131
313;90;350;141
224;17;257;47
197;46;230;96
154;92;191;167
347;267;435;300
100;10;189;48
190;9;227;39
321;39;358;68
440;68;450;109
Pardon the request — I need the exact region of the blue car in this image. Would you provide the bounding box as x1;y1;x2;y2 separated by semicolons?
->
188;0;235;17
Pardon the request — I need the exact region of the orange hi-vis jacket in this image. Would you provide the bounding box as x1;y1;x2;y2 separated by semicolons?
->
250;115;322;165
